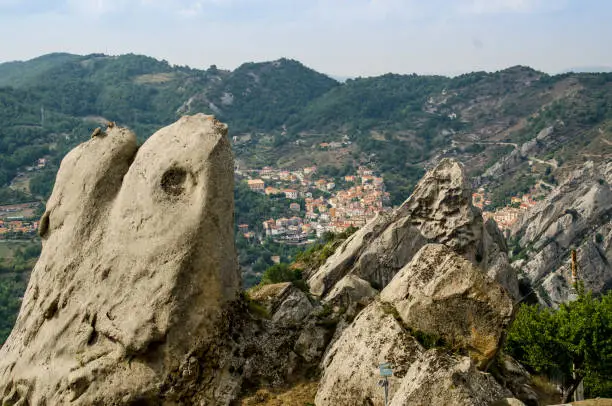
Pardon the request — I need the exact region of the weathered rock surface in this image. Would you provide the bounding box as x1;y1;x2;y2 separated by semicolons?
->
511;161;612;306
483;126;556;180
315;302;424;406
491;355;539;406
248;282;313;326
388;350;511;406
308;158;520;301
381;244;515;369
315;298;512;405
324;274;378;307
0;114;240;405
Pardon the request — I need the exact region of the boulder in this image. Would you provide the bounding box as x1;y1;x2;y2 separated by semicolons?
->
491;355;539;406
0;114;241;405
381;244;515;369
308;159;520;300
324;274;378;307
294;323;330;363
388;349;511;406
247;282;313;327
315;302;423;406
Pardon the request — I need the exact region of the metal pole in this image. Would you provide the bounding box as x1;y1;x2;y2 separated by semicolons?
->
571;249;577;285
384;377;388;406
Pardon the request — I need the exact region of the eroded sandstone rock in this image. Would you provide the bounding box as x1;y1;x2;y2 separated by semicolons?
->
380;244;515;369
308;159;520;302
0;114;240;405
315;302;423;406
511;161;612;306
388;349;511;406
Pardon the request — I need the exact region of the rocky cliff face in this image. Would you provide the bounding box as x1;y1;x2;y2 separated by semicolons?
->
0;127;537;405
510;161;612;306
316;244;515;406
0;115;240;405
308;158;520;300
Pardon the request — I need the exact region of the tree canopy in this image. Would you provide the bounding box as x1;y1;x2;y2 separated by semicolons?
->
505;286;612;401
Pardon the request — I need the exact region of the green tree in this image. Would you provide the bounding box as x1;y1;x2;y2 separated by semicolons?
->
506;287;612;401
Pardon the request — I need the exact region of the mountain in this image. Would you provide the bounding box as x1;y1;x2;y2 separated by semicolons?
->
0;53;611;307
0;53;81;88
1;54;611;206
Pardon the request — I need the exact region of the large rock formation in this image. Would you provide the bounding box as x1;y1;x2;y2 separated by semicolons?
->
308;158;520;300
511;161;612;306
388;349;511;406
0;115;241;405
380;244;515;369
316;244;515;405
315;302;424;406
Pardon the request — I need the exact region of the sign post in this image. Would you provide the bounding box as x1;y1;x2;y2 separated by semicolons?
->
378;362;393;406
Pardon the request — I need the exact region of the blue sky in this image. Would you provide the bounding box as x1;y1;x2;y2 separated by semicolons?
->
0;0;610;76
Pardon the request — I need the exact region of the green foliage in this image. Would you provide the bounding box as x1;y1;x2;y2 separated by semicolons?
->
0;53;81;88
0;277;27;345
259;263;308;293
0;240;38;345
29;170;56;199
489;172;536;209
208;58;338;133
240;291;270;319
234;181;300;232
261;263;303;285
506;287;612;400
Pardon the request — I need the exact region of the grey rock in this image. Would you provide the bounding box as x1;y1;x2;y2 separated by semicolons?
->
308;159;519;301
324;274;378;307
0;115;240;405
511;161;612;306
389;349;511;406
380;244;515;369
315;302;423;406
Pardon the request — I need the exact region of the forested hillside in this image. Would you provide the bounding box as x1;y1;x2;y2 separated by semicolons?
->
1;53;611;205
1;53;612;345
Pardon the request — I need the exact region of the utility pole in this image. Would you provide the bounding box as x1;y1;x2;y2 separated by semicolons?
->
571;249;577;286
570;248;585;402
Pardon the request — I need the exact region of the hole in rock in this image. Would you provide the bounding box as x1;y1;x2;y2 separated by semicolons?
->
161;168;187;196
39;212;50;238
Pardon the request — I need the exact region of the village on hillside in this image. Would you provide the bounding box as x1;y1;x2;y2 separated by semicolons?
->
472;189;539;231
236;165;391;243
0;202;41;238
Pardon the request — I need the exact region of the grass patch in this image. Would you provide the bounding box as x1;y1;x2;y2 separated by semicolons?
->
241;291;270;319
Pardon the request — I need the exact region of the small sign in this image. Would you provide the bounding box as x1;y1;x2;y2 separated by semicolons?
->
379;363;393;377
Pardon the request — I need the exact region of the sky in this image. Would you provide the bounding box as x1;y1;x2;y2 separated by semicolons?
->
0;0;611;77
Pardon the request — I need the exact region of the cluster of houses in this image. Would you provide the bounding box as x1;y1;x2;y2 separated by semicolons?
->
0;219;39;237
472;189;539;230
0;202;40;238
239;165;390;243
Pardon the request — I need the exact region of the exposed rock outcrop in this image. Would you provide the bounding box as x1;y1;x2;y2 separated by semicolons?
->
0;115;240;405
483;126;556;180
248;282;313;326
388;350;511;406
324;274;378;308
380;244;515;369
308;158;520;301
511;161;612;306
0;120;541;405
315;302;424;406
316;243;516;405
